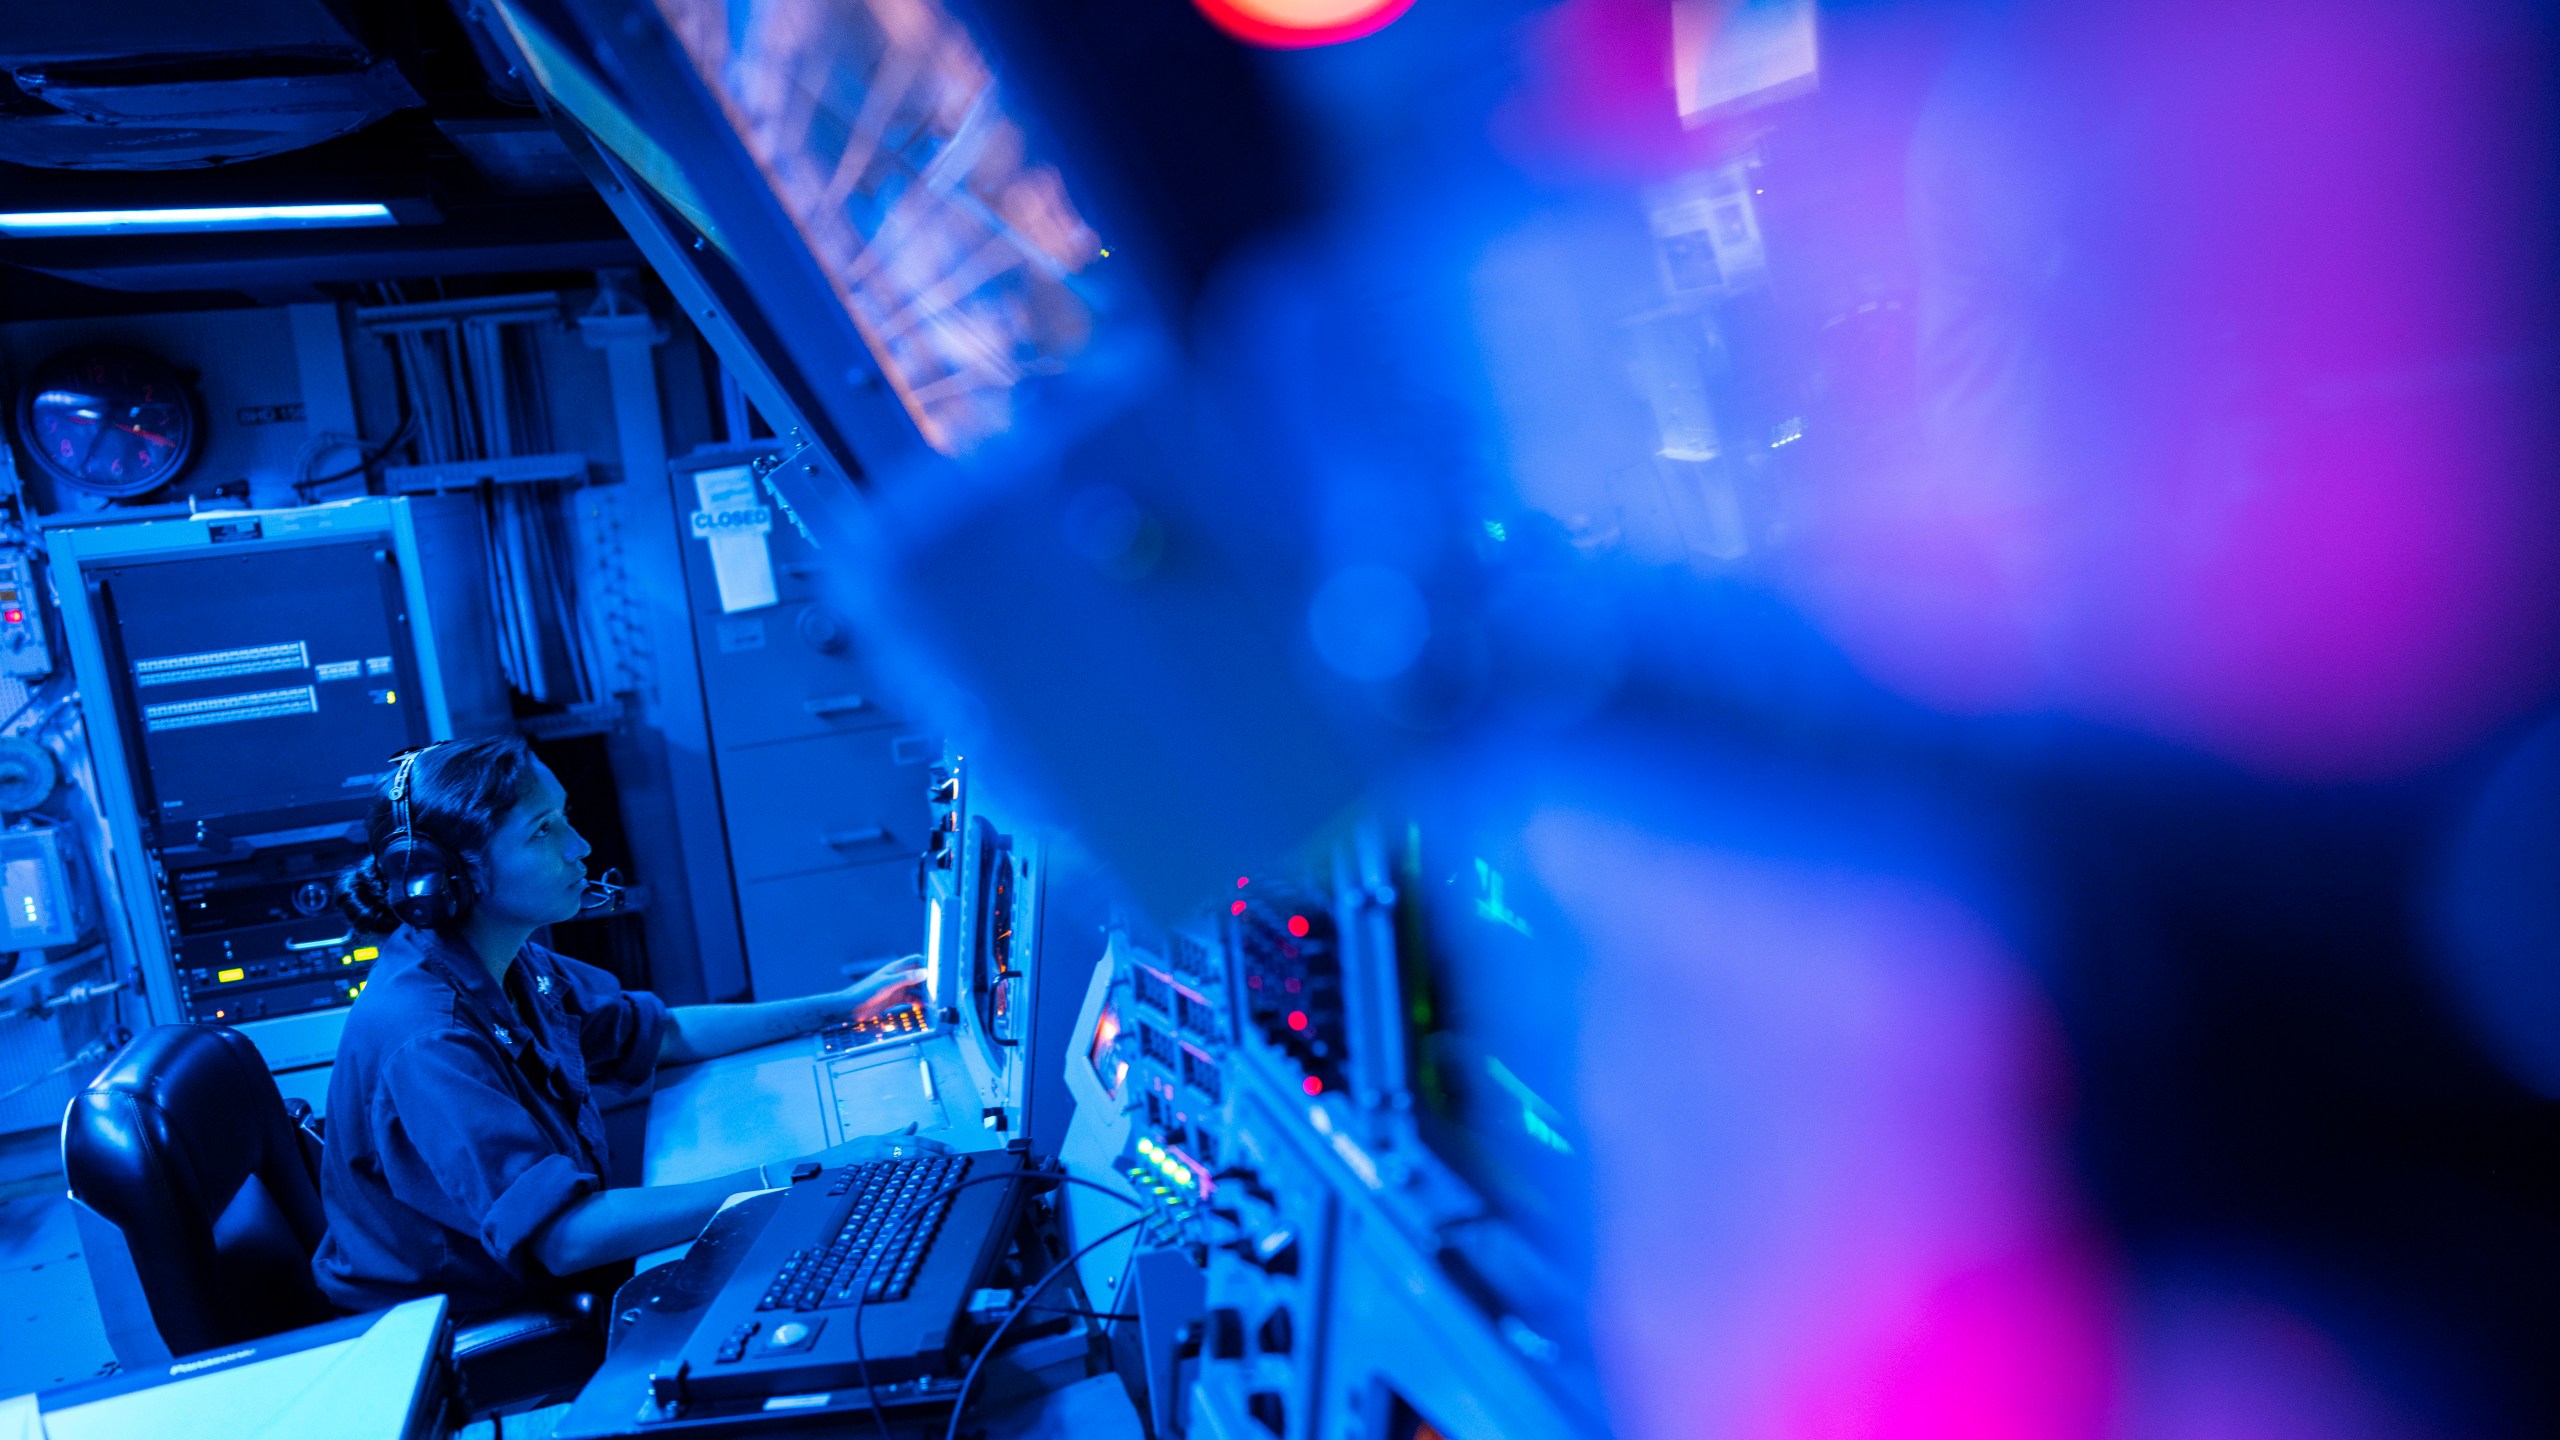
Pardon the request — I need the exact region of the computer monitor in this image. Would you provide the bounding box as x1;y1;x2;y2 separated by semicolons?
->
1390;820;1593;1344
92;541;430;837
26;1296;445;1440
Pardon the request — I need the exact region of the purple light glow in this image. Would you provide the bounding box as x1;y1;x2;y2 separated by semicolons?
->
1531;808;2111;1438
1530;806;2422;1438
1487;0;2560;779
1794;1;2559;777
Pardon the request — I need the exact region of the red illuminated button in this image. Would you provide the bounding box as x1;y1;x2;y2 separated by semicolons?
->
1231;900;1248;915
1192;0;1412;49
1286;915;1309;938
1301;1075;1324;1096
1287;1010;1308;1031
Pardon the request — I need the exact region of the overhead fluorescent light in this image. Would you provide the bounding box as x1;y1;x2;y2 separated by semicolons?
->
0;203;399;237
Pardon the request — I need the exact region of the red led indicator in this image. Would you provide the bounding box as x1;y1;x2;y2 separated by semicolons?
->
1231;900;1248;915
1286;915;1309;937
1302;1075;1324;1096
1287;1010;1308;1031
3;609;19;624
1237;876;1250;888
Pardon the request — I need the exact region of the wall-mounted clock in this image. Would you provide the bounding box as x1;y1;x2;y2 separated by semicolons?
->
14;344;204;499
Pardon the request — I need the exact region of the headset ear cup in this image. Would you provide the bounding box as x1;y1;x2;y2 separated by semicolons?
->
382;835;470;929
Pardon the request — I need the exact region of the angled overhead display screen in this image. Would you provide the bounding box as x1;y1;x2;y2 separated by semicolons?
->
652;0;1109;457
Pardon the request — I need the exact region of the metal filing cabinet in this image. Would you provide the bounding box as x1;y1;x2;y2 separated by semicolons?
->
672;447;931;1000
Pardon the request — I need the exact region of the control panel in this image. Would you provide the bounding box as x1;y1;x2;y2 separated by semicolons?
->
47;500;474;1056
1062;829;1602;1440
1232;882;1343;1101
167;844;379;1024
1192;1077;1336;1440
0;550;48;679
1125;923;1231;1180
816;999;931;1056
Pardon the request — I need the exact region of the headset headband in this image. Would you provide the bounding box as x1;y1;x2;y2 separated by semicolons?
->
382;743;459;928
390;747;424;839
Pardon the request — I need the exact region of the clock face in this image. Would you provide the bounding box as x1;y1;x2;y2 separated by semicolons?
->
15;345;202;498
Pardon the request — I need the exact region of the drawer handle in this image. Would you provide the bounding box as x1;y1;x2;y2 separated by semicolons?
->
285;932;354;952
804;694;869;717
823;826;893;850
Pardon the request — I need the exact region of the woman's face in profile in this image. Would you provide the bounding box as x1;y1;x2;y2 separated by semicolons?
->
475;761;593;929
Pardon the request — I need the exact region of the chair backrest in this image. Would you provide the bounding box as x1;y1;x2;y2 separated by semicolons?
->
61;1024;338;1359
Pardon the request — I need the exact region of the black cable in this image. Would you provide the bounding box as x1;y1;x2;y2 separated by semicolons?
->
0;680;76;744
1018;1306;1138;1323
834;1166;1151;1440
0;684;46;736
942;1216;1150;1440
299;408;419;490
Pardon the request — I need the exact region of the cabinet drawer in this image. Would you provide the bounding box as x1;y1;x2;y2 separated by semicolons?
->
738;862;927;1001
715;729;931;884
699;601;901;750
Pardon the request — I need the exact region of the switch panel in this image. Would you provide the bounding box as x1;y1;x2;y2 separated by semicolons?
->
0;549;51;678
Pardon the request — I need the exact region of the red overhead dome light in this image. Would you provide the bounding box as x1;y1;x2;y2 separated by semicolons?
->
1192;0;1415;49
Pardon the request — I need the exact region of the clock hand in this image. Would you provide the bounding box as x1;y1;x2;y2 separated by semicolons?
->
111;423;173;446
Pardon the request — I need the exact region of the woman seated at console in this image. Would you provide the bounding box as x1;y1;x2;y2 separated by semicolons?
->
312;734;927;1315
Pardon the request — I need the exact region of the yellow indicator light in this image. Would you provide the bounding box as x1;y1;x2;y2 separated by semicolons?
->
352;946;379;961
217;967;245;983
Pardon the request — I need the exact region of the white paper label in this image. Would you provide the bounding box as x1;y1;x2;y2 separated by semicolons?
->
692;465;779;614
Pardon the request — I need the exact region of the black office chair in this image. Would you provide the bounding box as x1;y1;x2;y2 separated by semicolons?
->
61;1024;605;1419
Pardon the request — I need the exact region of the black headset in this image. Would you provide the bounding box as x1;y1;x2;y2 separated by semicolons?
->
379;744;473;929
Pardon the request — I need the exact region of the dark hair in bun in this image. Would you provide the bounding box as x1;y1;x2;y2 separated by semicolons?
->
332;735;539;934
334;853;401;934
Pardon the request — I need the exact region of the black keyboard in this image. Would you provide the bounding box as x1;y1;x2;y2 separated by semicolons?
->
666;1147;1030;1403
755;1153;971;1312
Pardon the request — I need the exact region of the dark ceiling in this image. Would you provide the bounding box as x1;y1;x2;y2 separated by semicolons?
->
0;0;633;316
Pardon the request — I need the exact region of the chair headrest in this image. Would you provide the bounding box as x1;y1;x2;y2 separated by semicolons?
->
62;1024;304;1229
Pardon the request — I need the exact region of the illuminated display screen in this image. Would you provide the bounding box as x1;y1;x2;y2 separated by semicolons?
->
653;0;1107;456
0;831;75;950
4;859;52;937
1088;995;1127;1100
1396;825;1589;1281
